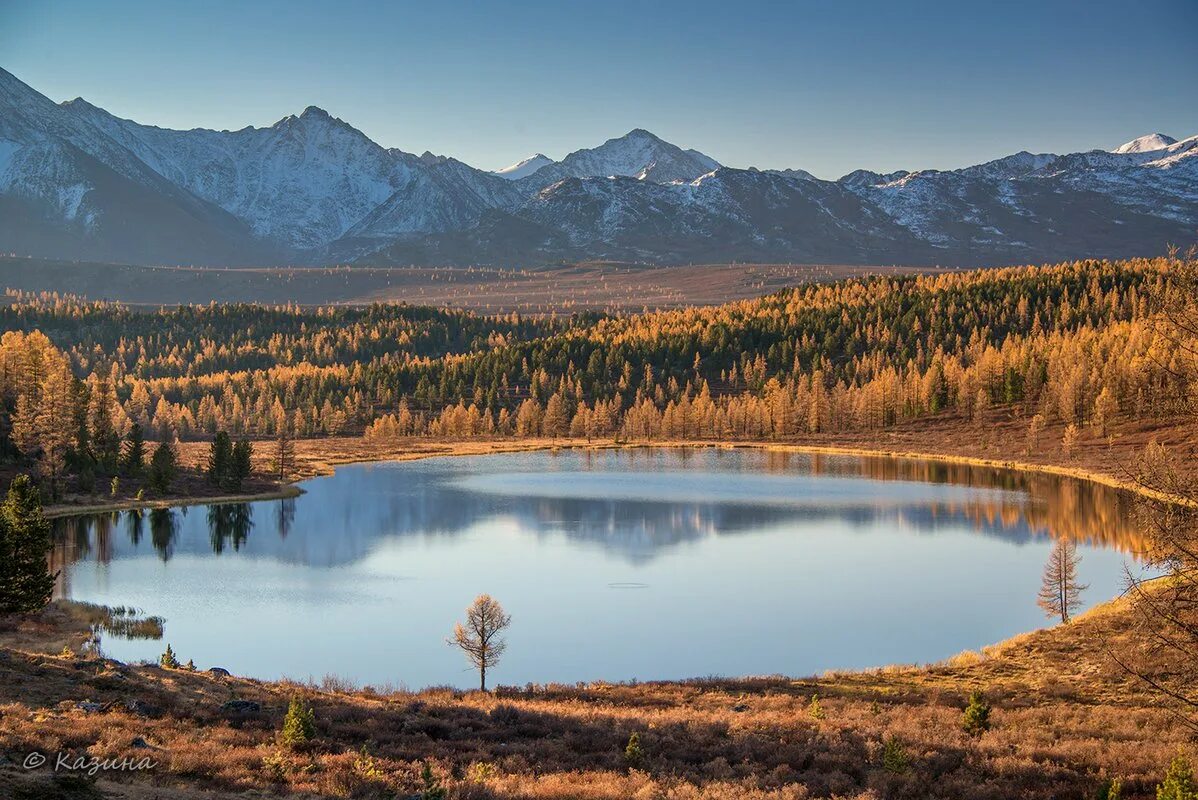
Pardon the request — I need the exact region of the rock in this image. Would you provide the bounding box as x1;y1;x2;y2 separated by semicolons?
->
124;699;157;717
731;703;750;712
129;736;156;749
207;667;231;677
220;699;260;715
77;701;104;714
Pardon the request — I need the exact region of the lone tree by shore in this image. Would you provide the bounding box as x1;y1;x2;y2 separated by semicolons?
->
1038;538;1087;624
0;474;56;613
449;594;511;691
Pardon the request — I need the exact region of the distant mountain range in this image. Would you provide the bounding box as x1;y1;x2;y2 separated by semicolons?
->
1;67;1195;267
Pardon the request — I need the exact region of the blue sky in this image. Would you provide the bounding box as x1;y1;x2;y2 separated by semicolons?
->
4;0;1197;178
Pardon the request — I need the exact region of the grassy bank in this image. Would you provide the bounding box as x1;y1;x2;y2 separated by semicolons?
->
0;592;1188;800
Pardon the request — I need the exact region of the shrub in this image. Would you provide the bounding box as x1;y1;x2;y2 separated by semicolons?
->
420;761;446;800
1097;777;1123;800
1157;753;1196;800
962;690;991;737
110;476;119;497
262;749;288;783
808;694;826;720
882;735;910;775
281;696;316;749
624;732;645;769
159;643;179;669
467;761;496;783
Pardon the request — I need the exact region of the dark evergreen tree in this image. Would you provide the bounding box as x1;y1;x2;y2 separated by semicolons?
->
0;474;57;613
148;441;178;493
229;439;253;492
208;431;232;488
121;424;146;477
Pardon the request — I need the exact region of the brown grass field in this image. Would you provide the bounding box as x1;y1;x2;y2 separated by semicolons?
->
0;256;939;313
8;410;1198;799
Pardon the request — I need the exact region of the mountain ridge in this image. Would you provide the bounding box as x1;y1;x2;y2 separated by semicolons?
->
1;67;1195;268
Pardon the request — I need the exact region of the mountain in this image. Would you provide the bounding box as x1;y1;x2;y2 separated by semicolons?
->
1;66;1196;268
0;69;271;264
1113;133;1177;154
515;129;722;187
492;154;554;180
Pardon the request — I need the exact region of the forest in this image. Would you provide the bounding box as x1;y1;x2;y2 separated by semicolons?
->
0;254;1191;496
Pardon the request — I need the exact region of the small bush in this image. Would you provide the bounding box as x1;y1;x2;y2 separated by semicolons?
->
624;732;645;769
262;749;288;783
1157;753;1196;800
962;690;991;737
159;643;179;669
420;761;446;800
808;694;826;720
467;761;497;783
353;746;386;781
1096;777;1122;800
281;696;316;749
882;735;910;775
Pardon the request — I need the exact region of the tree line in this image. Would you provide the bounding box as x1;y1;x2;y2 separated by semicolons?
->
1;256;1193;498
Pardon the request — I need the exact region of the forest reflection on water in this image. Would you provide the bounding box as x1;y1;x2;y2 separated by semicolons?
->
49;448;1143;686
52;448;1141;570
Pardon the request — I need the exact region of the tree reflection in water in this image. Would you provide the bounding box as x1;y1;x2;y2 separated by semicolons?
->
49;449;1143;574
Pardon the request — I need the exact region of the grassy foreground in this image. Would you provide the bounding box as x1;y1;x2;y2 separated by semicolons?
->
0;593;1188;800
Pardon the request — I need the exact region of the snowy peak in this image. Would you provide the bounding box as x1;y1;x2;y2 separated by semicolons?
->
520;128;722;186
493;153;554;180
1113;133;1177;154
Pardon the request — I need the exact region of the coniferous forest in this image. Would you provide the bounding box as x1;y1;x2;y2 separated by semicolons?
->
0;255;1192;499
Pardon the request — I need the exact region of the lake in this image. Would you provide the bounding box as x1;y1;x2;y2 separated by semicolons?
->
51;447;1141;688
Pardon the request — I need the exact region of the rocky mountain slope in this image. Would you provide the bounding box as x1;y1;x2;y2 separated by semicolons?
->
1;67;1195;267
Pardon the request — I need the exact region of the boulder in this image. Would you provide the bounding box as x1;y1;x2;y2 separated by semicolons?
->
220;699;261;715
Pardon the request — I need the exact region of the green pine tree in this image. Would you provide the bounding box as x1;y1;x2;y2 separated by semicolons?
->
208;431;232;488
962;690;992;737
624;732;645;768
0;475;57;613
281;696;316;749
121;423;146;477
1158;753;1196;800
229;439;254;492
159;643;179;669
420;761;446;800
148;441;178;493
882;735;910;775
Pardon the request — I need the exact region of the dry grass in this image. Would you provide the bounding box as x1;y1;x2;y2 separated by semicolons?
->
0;594;1192;800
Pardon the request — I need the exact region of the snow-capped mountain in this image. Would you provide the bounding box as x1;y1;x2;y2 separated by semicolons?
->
2;66;1196;268
492;154;554;180
516;129;722;187
1113;133;1177;155
0;68;266;264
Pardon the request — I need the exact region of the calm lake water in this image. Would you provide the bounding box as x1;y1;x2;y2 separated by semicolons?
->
52;448;1141;688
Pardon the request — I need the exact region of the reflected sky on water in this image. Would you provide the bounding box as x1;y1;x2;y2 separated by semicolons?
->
52;448;1142;688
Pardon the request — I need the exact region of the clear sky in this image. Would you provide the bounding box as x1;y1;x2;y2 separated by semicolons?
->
3;0;1197;179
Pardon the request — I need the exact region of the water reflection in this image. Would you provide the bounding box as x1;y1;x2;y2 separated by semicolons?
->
47;448;1142;686
51;448;1140;574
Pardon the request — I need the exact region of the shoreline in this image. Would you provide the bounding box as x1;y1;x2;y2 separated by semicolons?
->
43;433;1173;519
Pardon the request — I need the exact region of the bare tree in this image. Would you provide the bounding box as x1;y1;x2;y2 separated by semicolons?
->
1119;247;1198;729
1038;539;1087;623
449;594;511;691
273;416;295;482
